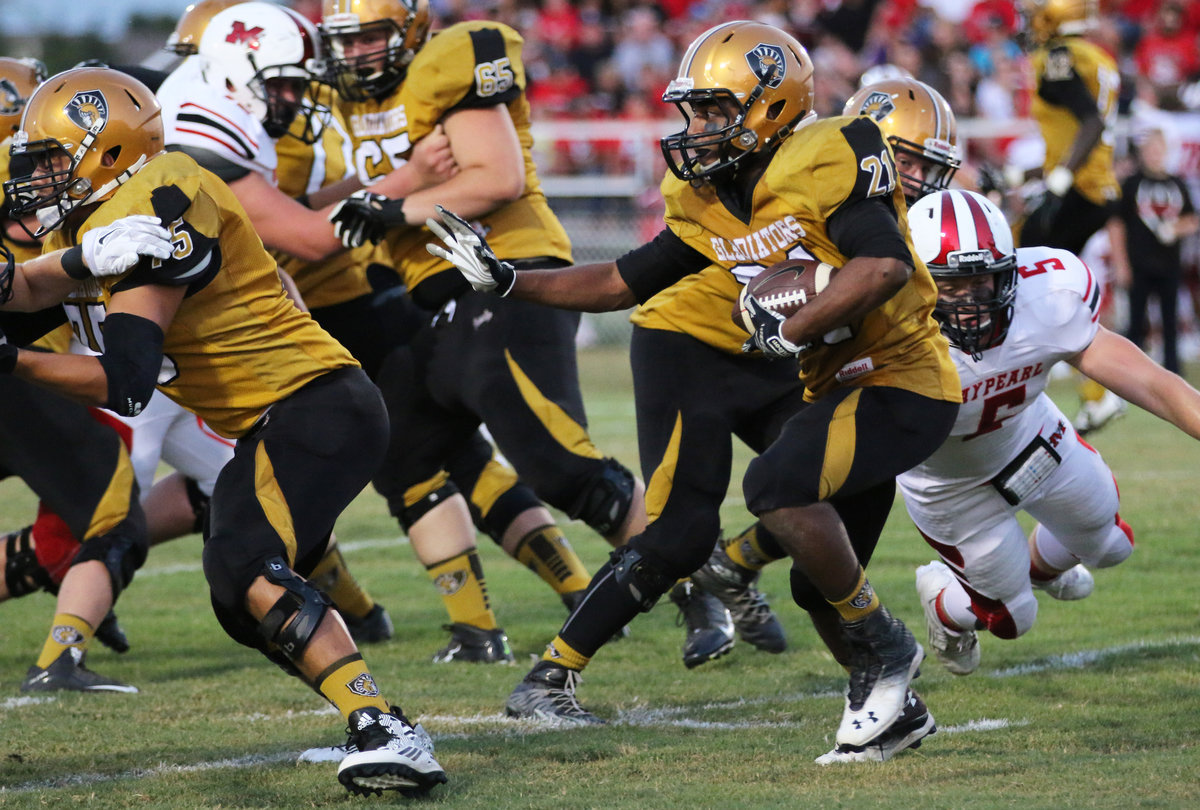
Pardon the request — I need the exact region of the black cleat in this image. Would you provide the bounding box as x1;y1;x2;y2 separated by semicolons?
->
93;610;130;654
432;622;515;664
837;607;924;747
505;661;605;725
690;543;787;653
343;604;394;645
669;581;735;669
816;689;936;764
20;648;138;694
337;706;447;797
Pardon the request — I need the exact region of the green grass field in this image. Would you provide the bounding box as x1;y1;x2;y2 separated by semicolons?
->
2;347;1199;808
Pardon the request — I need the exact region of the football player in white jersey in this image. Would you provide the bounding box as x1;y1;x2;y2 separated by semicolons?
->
901;189;1200;675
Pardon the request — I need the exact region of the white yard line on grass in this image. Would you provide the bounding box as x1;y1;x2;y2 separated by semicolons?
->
134;537;406;578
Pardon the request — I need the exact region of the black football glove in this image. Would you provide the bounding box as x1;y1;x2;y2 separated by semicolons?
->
740;293;810;358
328;190;407;249
425;205;517;296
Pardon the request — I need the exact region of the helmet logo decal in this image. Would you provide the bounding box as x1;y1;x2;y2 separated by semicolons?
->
226;21;265;49
64;90;108;133
859;90;895;121
745;44;786;88
0;79;23;116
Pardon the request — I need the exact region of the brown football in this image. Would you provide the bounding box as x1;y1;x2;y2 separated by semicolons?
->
733;258;839;333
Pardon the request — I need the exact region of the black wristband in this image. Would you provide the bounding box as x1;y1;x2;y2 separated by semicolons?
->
61;246;90;280
0;342;17;374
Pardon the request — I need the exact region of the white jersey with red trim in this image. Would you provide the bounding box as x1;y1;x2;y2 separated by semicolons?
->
899;245;1102;503
156;55;277;181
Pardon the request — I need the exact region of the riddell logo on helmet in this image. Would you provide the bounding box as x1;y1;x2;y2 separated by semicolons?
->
746;44;786;88
64;90;108;133
948;250;993;266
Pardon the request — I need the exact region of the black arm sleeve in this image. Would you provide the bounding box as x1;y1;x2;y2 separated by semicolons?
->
1037;47;1099;121
615;227;711;304
0;307;68;348
97;312;165;417
826;197;913;265
165;144;252;183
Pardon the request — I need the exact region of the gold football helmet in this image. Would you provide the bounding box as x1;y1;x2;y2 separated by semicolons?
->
166;0;247;56
319;0;431;101
0;58;47;137
660;20;816;182
1020;0;1099;46
843;77;959;202
5;67;164;233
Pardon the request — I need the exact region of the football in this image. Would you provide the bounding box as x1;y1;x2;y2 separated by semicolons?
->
733;258;839;333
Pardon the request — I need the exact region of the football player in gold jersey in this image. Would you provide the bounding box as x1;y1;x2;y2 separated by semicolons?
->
1019;0;1119;253
274;102;608;661
431;21;961;758
0;67;445;796
317;0;648;659
1019;0;1125;434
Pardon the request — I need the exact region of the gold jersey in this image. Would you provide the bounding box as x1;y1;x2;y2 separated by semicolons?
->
1031;37;1120;205
272;103;376;309
337;20;571;293
632;116;959;403
45;151;359;438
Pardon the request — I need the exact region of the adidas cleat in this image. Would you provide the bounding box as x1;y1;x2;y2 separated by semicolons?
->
916;561;980;675
1032;563;1094;601
343;603;394;645
837;607;923;747
691;543;786;653
505;661;605;725
669;581;735;669
20;648;138;694
816;689;935;764
432;622;515;664
337;707;446;797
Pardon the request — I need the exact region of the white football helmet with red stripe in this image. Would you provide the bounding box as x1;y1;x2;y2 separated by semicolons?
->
909;189;1018;358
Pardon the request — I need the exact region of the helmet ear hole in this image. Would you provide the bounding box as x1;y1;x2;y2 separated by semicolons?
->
102;145;121;168
765;99;786;122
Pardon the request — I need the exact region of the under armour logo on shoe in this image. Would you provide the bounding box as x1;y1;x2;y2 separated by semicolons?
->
852;711;880;730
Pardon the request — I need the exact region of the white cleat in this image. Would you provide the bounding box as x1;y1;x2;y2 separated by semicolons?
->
1072;391;1126;436
915;561;980;676
1033;563;1094;601
816;689;936;764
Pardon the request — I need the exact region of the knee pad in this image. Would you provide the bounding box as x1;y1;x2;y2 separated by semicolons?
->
609;545;674;612
788;566;827;613
4;526;56;597
397;481;460;533
184;477;212;536
1078;520;1135;569
73;531;148;601
568;458;635;537
257;556;332;661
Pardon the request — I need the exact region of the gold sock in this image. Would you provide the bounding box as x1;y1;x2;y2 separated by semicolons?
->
36;613;94;669
512;525;591;595
426;549;497;629
309;545;375;620
723;522;786;571
828;568;880;622
315;653;390;720
541;635;590;670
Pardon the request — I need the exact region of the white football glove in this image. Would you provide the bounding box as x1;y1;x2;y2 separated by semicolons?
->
425;205;516;296
81;215;174;278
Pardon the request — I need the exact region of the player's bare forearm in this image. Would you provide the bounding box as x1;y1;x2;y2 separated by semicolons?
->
1;250;84;312
510;261;635;312
1073;327;1200;440
9;350;110;407
1064;114;1104;173
780;255;908;345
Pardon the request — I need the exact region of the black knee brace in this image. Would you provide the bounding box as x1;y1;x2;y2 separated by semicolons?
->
257;557;332;661
789;565;827;613
397;481;461;533
73;530;148;601
609;545;674;612
4;526;55;597
569;458;635;537
183;477;211;536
